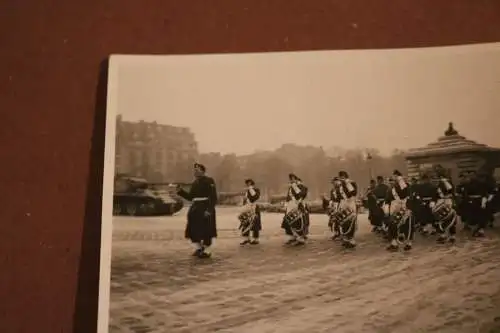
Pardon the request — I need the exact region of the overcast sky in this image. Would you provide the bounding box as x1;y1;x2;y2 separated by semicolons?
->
113;42;500;156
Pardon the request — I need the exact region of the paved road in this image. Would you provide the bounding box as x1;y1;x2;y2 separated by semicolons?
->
109;207;500;333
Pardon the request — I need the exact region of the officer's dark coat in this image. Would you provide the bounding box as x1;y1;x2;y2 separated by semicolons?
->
177;175;218;241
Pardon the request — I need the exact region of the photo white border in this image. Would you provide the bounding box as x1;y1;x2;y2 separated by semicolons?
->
97;55;119;333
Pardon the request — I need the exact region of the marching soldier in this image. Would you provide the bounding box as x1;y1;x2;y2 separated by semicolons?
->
434;168;458;243
384;170;413;251
239;179;262;245
455;171;470;229
491;181;500;228
364;179;377;230
176;163;218;259
369;176;390;234
484;173;498;228
296;177;311;239
408;177;420;223
436;168;455;207
337;171;358;248
281;173;309;246
464;171;496;237
414;174;439;236
322;176;342;240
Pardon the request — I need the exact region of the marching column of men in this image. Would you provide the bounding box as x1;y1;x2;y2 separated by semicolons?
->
178;162;498;259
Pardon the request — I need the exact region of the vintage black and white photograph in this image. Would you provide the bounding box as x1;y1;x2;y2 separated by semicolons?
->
99;43;500;333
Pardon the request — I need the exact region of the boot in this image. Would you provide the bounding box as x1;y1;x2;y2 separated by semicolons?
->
342;238;356;249
436;234;447;244
293;237;306;246
197;247;212;259
240;238;251;245
386;239;399;251
472;228;485;238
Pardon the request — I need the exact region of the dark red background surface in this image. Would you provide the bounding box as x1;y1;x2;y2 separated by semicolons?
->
1;1;499;332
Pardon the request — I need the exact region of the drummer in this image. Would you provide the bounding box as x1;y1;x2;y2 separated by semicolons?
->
281;173;309;246
322;176;342;240
337;171;359;248
239;179;262;245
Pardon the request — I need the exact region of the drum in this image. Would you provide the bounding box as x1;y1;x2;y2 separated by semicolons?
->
389;204;413;243
391;205;410;225
328;206;338;228
432;201;454;221
284;208;303;225
238;209;255;225
432;201;457;233
332;206;356;226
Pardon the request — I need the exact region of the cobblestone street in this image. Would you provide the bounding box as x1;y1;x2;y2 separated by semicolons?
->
109;207;500;333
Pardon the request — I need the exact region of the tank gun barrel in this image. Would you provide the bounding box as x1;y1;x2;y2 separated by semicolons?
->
147;182;192;187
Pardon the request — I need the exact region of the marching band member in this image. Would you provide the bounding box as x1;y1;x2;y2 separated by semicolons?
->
413;174;439;236
281;173;309;246
322;176;342;240
239;179;262;245
434;168;458;243
337;171;358;248
408;177;420;225
296;177;311;239
176;163;218;259
365;179;377;231
484;174;498;228
369;176;390;234
436;168;455;207
456;171;471;230
384;170;413;251
491;181;500;228
464;171;496;237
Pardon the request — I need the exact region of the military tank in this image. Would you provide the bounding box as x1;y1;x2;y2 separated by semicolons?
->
113;175;185;216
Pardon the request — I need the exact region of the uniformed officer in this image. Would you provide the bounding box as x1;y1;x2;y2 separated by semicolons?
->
176;163;218;258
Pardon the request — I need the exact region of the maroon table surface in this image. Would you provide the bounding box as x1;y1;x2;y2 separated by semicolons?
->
1;1;499;332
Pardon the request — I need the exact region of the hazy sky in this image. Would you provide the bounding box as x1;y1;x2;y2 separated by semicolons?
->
113;43;500;156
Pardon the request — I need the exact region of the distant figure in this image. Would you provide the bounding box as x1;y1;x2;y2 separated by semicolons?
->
384;170;413;251
238;178;262;245
281;173;309;246
176;163;218;259
336;171;358;248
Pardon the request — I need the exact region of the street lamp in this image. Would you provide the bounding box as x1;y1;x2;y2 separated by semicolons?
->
366;151;373;181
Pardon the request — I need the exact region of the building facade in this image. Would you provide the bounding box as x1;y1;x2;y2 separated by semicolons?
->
115;115;199;182
405;122;500;183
